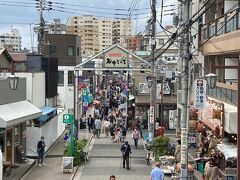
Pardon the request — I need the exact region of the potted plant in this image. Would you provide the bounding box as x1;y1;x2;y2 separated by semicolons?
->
152;136;169;161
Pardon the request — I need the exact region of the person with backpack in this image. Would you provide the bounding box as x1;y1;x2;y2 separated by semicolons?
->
132;128;140;149
120;141;132;169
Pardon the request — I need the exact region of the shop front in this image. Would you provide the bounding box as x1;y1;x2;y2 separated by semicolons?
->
197;98;224;137
195;98;237;178
0;100;41;164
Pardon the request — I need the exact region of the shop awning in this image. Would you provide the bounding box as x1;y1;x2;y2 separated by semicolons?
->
37;106;57;122
0;100;42;127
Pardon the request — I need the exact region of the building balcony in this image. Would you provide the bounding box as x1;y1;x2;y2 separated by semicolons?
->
207;82;237;105
200;8;240;55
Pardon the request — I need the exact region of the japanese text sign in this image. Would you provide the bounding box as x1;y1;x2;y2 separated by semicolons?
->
104;47;128;68
193;79;206;109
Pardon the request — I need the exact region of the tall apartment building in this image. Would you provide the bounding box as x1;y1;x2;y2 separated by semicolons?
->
112;19;131;47
44;19;66;34
0;28;21;51
66;16;131;54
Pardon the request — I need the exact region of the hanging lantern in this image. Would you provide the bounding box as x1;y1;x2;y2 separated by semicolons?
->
205;73;217;89
8;74;19;90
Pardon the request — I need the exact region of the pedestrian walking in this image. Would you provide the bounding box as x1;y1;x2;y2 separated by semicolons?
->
110;124;116;142
87;115;94;133
94;117;102;138
136;119;143;138
121;124;127;141
103;119;110;137
150;162;164;180
174;139;181;163
120;141;132;169
37;136;46;166
132;128;140;149
63;133;69;147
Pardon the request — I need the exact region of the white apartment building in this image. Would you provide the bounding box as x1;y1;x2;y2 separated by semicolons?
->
0;28;21;51
98;19;113;51
66;16;131;54
112;19;132;47
44;19;66;34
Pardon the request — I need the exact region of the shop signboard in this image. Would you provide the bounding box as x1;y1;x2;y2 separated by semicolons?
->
104;47;128;68
156;83;161;99
62;157;74;173
193;79;206;109
63;114;73;124
149;106;154;124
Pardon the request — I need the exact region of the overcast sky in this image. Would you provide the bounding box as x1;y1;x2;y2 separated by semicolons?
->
0;0;177;50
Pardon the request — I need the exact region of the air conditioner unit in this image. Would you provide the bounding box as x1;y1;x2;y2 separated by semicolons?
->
225;111;237;134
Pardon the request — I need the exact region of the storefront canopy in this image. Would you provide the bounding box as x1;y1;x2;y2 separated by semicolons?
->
0;100;42;127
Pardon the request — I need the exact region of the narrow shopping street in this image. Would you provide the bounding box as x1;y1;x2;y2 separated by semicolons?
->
74;131;152;180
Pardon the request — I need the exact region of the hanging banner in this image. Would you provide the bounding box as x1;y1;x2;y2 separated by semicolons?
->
193;79;206;109
149;106;154;124
156;83;162;100
104;47;128;68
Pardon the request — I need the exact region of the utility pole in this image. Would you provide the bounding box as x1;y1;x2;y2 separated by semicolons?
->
149;0;157;141
38;0;45;54
36;0;52;54
180;0;191;179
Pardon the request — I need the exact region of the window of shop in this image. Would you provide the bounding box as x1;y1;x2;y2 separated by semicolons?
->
0;129;5;155
58;71;64;85
68;71;74;86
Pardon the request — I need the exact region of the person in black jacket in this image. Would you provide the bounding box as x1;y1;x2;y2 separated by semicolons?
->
37;136;46;166
120;141;132;169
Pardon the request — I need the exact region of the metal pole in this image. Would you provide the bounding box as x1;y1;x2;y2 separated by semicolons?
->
149;0;157;142
180;0;191;178
38;0;45;54
74;70;79;140
237;59;240;178
70;122;74;156
161;77;164;127
176;1;183;131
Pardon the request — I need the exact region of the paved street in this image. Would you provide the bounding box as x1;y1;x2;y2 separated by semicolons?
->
74;130;152;180
21;130;89;180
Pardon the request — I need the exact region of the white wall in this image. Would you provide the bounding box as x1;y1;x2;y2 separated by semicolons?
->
58;66;74;110
15;72;45;108
26;108;66;156
58;66;75;111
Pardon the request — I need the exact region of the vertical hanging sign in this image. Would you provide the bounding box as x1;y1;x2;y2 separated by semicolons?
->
149;106;154;124
193;79;206;109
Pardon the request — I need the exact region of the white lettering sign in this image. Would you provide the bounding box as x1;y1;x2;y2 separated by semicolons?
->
104;47;128;68
193;79;206;109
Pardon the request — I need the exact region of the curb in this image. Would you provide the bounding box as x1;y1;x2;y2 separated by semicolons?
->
19;159;37;180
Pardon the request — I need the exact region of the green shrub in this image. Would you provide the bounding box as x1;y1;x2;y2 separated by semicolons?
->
153;136;169;161
64;138;88;166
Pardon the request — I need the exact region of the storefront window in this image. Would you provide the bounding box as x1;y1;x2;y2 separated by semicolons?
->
0;133;5;154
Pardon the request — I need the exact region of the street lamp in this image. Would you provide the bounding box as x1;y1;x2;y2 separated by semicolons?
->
7;74;19;90
205;73;217;89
